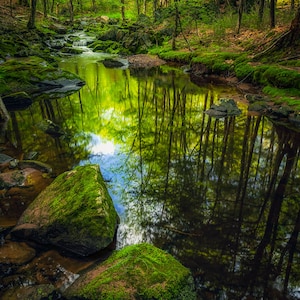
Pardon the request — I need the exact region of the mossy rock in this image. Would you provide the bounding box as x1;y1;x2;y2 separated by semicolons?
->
64;243;197;300
11;164;119;256
0;56;84;96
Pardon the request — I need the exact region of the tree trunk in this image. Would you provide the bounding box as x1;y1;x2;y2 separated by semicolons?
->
43;0;48;18
270;0;276;28
258;0;264;23
121;0;125;23
289;6;300;44
69;0;74;23
172;2;179;50
236;0;244;34
27;0;37;29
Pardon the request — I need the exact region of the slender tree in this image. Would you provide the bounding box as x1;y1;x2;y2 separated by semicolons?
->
69;0;74;23
258;0;265;23
27;0;37;29
270;0;276;28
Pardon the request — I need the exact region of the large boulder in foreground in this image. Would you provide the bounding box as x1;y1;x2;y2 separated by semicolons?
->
64;243;197;300
11;164;119;256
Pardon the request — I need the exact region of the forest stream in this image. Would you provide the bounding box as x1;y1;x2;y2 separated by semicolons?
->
0;38;300;299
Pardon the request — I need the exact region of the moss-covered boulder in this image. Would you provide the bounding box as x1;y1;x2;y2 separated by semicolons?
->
64;243;197;300
11;164;119;256
0;56;85;97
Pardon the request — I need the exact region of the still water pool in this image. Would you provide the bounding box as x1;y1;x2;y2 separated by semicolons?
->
4;51;300;299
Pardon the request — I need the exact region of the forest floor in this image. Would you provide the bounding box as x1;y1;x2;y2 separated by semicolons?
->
0;4;294;61
1;4;300;112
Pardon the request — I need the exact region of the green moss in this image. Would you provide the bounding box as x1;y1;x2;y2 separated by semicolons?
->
44;165;117;237
157;50;196;64
262;86;300;109
0;56;82;96
192;52;239;74
69;243;196;300
262;66;300;89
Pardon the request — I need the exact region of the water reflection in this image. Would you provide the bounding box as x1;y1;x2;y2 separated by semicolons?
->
3;53;300;299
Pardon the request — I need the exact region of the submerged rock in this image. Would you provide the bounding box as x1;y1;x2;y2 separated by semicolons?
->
37;119;65;137
11;164;119;256
102;58;126;68
65;243;197;300
205;98;241;118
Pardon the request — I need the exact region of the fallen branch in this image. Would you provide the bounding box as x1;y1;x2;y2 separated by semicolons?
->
253;30;291;60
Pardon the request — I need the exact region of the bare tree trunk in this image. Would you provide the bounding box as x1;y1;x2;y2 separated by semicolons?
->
121;0;125;22
258;0;264;23
43;0;48;18
27;0;37;29
289;6;300;44
172;2;179;50
270;0;276;28
236;0;245;34
69;0;74;23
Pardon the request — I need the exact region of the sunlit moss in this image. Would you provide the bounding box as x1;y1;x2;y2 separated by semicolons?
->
66;243;196;300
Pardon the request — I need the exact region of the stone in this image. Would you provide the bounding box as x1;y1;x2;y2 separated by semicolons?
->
64;243;197;300
0;241;36;266
205;98;241;118
11;164;119;256
1;284;56;300
102;58;126;68
2;92;32;111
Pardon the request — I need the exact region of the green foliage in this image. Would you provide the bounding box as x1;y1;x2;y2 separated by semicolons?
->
192;52;239;74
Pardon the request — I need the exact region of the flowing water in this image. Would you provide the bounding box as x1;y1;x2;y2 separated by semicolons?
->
1;49;300;299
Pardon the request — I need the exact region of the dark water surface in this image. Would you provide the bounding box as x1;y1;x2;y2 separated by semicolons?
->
2;51;300;299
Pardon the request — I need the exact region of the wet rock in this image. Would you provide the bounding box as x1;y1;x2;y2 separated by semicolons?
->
244;93;266;103
11;165;119;256
0;153;14;169
0;57;85;98
289;113;300;127
0;167;53;220
0;241;36;279
1;284;56;300
205;98;241;118
248;101;269;113
49;23;68;34
0;241;36;266
64;243;197;300
2;92;32;111
18;160;53;173
268;106;294;119
102;58;126;68
37;119;65;137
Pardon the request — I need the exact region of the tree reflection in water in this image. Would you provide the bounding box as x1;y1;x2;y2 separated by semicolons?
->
118;70;300;299
4;57;300;299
